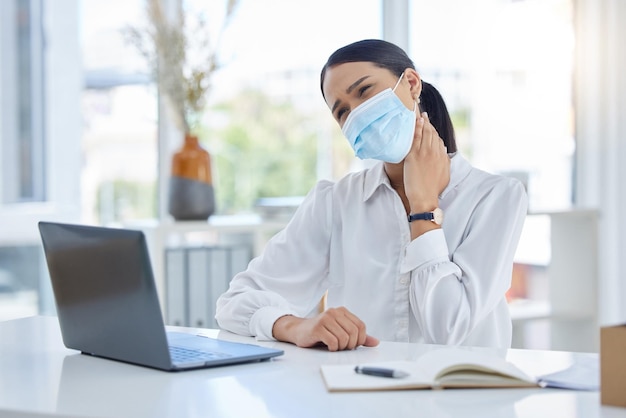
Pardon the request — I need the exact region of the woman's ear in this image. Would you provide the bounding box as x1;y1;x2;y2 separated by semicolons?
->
404;68;422;100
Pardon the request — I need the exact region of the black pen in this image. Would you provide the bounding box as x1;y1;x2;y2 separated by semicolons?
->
354;366;409;379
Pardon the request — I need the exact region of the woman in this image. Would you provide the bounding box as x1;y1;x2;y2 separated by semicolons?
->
216;39;528;351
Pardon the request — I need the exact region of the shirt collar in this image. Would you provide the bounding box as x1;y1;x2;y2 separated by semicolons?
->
362;161;391;202
440;152;472;199
361;152;472;203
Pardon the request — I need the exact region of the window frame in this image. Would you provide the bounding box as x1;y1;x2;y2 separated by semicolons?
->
0;0;82;245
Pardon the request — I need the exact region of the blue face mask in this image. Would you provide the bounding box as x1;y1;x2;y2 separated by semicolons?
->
341;72;417;163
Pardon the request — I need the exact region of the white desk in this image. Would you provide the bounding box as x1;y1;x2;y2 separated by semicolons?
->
0;316;621;418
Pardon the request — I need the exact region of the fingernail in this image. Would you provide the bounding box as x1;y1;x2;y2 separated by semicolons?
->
422;111;428;118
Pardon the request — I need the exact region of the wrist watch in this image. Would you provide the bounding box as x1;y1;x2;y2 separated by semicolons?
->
407;208;444;225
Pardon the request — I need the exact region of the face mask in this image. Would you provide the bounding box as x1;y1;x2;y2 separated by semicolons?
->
341;72;417;163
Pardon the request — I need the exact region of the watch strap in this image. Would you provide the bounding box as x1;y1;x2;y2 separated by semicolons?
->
407;212;435;223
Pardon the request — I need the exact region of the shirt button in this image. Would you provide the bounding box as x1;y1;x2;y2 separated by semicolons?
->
400;277;408;285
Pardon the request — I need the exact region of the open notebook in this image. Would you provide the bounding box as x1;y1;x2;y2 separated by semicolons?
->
321;347;540;392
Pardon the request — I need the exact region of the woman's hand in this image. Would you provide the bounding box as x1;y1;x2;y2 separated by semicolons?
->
403;112;450;214
272;307;379;351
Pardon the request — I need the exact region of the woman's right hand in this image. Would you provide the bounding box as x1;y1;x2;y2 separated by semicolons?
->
272;307;379;351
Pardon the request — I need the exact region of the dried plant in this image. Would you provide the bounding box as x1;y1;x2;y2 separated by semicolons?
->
123;0;238;134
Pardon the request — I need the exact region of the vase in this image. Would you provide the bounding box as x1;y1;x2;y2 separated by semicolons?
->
167;134;216;221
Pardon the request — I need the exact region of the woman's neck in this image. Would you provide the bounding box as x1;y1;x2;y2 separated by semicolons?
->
384;162;404;191
384;162;411;214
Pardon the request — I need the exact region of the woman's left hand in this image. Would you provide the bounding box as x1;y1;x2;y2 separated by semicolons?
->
403;112;450;214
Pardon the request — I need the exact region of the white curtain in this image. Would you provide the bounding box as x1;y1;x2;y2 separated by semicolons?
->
574;0;626;325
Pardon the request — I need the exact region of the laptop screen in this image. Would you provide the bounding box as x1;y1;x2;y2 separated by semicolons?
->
39;222;173;369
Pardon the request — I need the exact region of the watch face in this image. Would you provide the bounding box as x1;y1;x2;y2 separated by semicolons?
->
433;208;444;225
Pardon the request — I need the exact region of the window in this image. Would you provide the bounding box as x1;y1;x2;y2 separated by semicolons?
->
80;0;381;222
194;0;381;214
81;0;158;225
0;0;81;321
409;0;574;212
0;0;46;321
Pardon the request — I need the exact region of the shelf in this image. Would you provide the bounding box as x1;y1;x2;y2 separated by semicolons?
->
124;216;290;311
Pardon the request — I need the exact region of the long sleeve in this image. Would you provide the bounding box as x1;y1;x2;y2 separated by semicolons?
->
215;181;334;340
402;177;528;346
217;154;528;348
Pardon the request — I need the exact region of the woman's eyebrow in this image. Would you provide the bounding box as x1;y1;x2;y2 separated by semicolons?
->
346;75;371;94
331;75;372;114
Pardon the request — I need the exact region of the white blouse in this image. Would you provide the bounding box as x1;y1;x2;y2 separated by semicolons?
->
215;153;528;348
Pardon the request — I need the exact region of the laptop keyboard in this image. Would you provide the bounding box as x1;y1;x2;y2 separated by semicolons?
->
169;345;232;363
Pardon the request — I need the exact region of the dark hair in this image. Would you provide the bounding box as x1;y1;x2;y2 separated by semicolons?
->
320;39;457;153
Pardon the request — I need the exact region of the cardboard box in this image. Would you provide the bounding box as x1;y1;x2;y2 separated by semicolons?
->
601;325;626;407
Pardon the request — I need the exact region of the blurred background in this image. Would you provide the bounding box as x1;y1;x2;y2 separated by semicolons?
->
1;0;623;352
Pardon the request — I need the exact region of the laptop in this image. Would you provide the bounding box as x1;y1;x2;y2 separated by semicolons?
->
38;221;284;371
